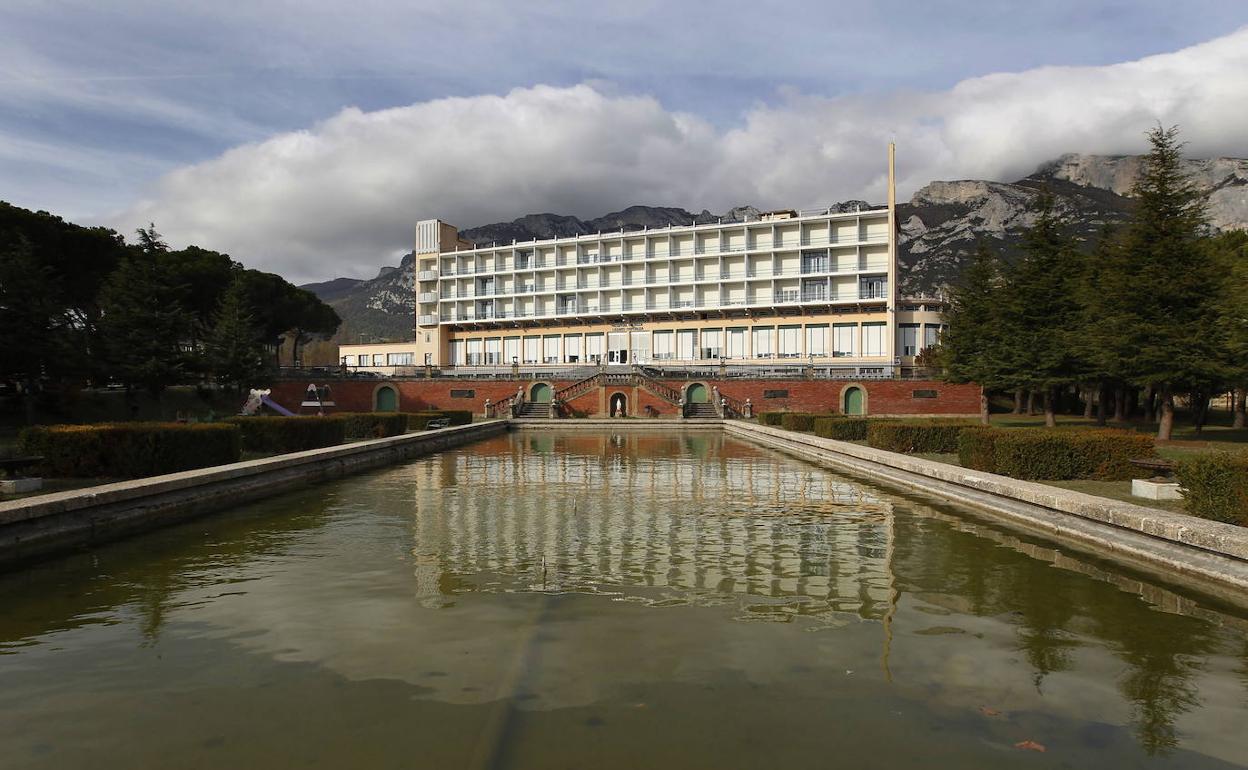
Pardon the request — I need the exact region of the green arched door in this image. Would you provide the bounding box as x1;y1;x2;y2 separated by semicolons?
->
530;383;552;403
843;387;864;416
687;383;708;403
375;385;398;412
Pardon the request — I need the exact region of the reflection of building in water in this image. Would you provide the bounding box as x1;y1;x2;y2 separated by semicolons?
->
407;433;896;622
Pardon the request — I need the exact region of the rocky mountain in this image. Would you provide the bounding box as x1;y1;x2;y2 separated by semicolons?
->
303;154;1248;341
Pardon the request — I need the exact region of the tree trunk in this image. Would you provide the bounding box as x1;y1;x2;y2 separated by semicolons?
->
1043;387;1057;428
1082;386;1095;419
979;388;991;426
1026;390;1037;416
1143;385;1156;423
1114;388;1127;422
1095;381;1110;427
1157;385;1175;441
1234;387;1247;429
1128;388;1140;419
1013;389;1024;414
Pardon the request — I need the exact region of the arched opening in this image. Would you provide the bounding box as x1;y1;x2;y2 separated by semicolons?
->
686;383;709;403
843;386;865;416
530;382;552;403
609;392;628;418
374;385;399;412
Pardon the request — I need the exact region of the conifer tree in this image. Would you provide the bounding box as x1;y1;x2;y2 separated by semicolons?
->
997;190;1082;427
939;240;1005;425
98;226;196;397
1090;126;1226;439
206;274;268;393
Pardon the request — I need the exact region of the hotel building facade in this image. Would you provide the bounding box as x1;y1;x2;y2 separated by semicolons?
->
341;147;944;379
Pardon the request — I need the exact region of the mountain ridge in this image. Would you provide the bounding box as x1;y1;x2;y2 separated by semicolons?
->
303;153;1248;342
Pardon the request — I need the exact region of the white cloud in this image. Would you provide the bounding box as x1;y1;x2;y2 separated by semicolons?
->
116;27;1248;283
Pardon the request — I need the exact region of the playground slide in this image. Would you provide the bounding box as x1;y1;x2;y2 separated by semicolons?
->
260;395;295;416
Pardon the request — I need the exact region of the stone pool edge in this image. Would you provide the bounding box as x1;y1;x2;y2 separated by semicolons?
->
724;421;1248;602
0;420;507;568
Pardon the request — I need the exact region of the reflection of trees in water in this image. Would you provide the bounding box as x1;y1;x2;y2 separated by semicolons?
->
0;489;335;649
889;511;1245;755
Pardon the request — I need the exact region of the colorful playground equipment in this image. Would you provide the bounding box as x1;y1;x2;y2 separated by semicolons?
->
240;389;295;416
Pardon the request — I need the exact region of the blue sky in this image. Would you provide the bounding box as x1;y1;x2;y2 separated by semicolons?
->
3;1;1248;281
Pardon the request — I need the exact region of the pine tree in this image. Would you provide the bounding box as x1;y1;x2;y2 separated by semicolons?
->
1093;126;1226;439
997;190;1082;427
939;240;1005;425
206;274;268;392
98;226;196;397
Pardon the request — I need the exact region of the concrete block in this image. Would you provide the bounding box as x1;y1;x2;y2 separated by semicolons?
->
1;477;43;494
1132;479;1183;501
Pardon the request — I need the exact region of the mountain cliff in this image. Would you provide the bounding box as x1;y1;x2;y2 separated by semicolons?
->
303;153;1248;341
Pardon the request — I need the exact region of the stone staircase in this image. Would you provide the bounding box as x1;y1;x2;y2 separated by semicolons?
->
517;401;552;418
684;403;719;419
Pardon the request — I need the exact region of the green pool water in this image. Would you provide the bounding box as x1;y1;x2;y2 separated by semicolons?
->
1;430;1246;769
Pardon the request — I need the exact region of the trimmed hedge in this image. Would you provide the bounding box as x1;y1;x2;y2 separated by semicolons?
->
958;427;1155;481
339;412;408;440
18;422;241;479
813;417;871;441
867;420;973;454
779;413;820;432
406;410;472;430
758;412;785;427
226;416;345;454
1175;452;1248;525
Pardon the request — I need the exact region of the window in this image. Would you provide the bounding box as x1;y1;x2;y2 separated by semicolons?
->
923;324;941;351
806;325;828;357
542;336;560;364
859;276;887;299
833;324;857;357
564;334;581;363
764;389;789;399
504;337;520;364
387;352;414;366
778;326;801;358
862;323;885;356
586;333;604;363
448;340;464;366
451;389;475;398
484;338;501;365
652;330;673;360
701;328;723;360
523;336;540;364
899;324;919;357
752;326;774;358
912;389;938;399
372;354;384;366
676;330;697;360
466;339;483;366
801;250;829;274
726;327;746;359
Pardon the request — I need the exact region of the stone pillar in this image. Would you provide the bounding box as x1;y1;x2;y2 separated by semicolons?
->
484;398;492;419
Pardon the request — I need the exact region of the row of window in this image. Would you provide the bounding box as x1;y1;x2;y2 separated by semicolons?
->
344;352;415;367
439;324;942;366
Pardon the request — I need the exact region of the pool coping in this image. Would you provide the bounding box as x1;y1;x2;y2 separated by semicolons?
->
724;421;1248;601
0;420;507;566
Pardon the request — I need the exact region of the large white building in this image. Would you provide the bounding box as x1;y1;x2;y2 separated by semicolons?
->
341;145;944;377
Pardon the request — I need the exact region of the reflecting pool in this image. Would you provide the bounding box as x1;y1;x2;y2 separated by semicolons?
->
1;431;1247;768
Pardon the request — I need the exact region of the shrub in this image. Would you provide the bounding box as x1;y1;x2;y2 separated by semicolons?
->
813;417;871;441
1175;452;1248;525
339;412;408;440
18;422;241;479
226;416;345;454
780;413;820;432
758;412;785;426
867;420;973;454
958;427;1155;481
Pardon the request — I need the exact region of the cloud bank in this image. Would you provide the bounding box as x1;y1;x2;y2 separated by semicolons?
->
117;28;1248;283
